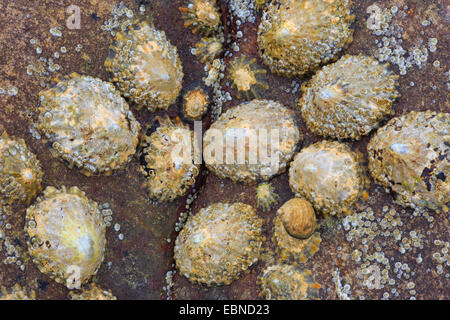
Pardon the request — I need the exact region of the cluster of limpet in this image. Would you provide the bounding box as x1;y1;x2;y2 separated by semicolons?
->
105;21;183;111
255;182;279;212
289;141;363;216
299;54;400;140
273;199;321;263
69;283;117;300
193;36;224;63
37;73;140;176
181;85;209;120
257;264;321;300
25;186;106;289
179;0;222;35
0;132;43;205
227;55;269;99
174;202;264;285
257;0;355;78
140;117;200;202
0;284;36;300
203;99;301;184
367;111;449;211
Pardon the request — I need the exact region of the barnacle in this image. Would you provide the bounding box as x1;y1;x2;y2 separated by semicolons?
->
69;283;117;300
174;202;264;286
203;99;301;184
258;0;355;77
300;54;400;140
140;117;200;202
255;182;279;212
25;186;106;289
273;199;321;263
37;73;140;176
0;132;43;205
257;264;321;300
193;36;224;63
367;111;449;211
0;284;36;300
179;0;222;35
227;55;268;99
105;21;183;111
289;141;363;216
182;85;209;120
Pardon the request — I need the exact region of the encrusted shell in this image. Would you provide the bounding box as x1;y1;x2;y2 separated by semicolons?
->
140;117;200;202
227;55;268;99
257;0;354;78
289;141;363;216
203;99;301;184
279;198;316;239
367;111;449;211
69;283;117;300
37;73;140;176
25;186;106;289
273;203;321;263
0;132;43;204
257;264;321;300
179;0;222;35
105;21;183;111
300;54;400;140
174;202;264;285
0;284;36;300
182;85;209;120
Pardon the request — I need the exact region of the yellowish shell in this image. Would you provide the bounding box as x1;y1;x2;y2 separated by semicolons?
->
204;99;301;184
182;86;209;120
289;141;363;216
0;284;36;300
25;186;106;289
255;182;279;212
140;117;200;202
227;55;268;99
0;132;43;205
258;0;354;77
367;111;449;211
37;73;140;176
273;209;321;263
105;21;183;111
174;202;264;285
179;0;222;35
279;198;316;239
257;264;321;300
300;54;400;140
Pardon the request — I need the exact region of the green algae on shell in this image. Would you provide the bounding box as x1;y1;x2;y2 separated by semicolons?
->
289;141;363;216
203;99;301;184
0;132;43;205
279;198;316;239
257;0;354;78
140;117;200;202
37;73;140;176
255;182;279;212
25;186;106;289
257;264;321;300
174;202;264;286
300;54;400;140
105;21;183;111
367;111;449;211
